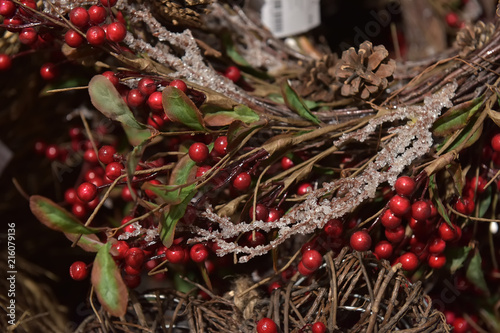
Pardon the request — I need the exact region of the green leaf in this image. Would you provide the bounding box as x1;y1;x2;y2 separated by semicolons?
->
428;176;453;227
478;185;493;218
30;195;98;234
142;183;196;204
227;120;263;152
64;233;104;252
88;75;146;130
281;80;320;125
126;137;150;195
91;243;128;317
162;86;206;132
123;124;152;146
446;162;464;197
433;97;484;137
466;250;489;293
268;93;319;109
222;33;251;67
170;153;198;186
159;190;196;248
204;105;260;127
446;246;471;273
440;114;483;153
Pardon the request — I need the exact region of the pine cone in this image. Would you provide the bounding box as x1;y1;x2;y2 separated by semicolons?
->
335;41;396;100
456;21;495;57
294;54;341;102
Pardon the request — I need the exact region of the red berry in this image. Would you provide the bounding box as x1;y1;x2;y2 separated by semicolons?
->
428;237;446;254
45;144;60;160
297;182;313;196
106;21;127;42
268;281;281;294
267;208;282;222
100;0;117;7
102;71;119;86
389;195;410;217
196;165;211;178
0;53;12;71
374;241;393;259
439;223;461;242
123;274;141;288
380;209;402;229
105;162;123;180
324;219;343;238
121;186;136;201
126;88;145;107
249;204;269;221
400;252;419;271
470;176;487;194
19;27;38;45
411;200;431;221
40;63;59;81
88;5;107;24
224;66;241;82
138;78;156;96
385;224;405;243
428;254;446;269
98;145;116;164
445;12;460;28
3;16;22;32
77;182;98;202
70;7;89;28
281;156;294;170
491;133;500;152
83;148;99;164
147;91;163;111
0;1;16;18
350;230;372;251
452;317;469;333
69;261;88;281
64;29;84;47
147;113;165;129
454;196;474;215
188;142;209;163
169;79;187;93
214;136;228;156
311;322;327;333
166;245;185;264
125;247;145;269
245;231;266;247
124;265;141;276
298;261;315;275
86;26;106;46
112;240;129;259
64;188;78;204
395;176;415;196
233;172;251;191
72;203;87;219
190;244;209;263
302;249;322;271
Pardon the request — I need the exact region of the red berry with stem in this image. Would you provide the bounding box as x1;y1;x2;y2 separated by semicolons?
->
394;176;415;197
98;145;116;164
106;21;127;42
86;26;106;46
0;54;12;71
166;245;186;264
112;240;129;259
411;200;431;221
428;237;446;254
374;241;393;259
138;78;156;96
69;261;88;281
102;71;119;86
169;79;187;93
125;247;145;269
77;182;98;202
400;252;419;271
88;5;107;24
298;261;315;275
40;63;59;81
249;204;269;221
233;172;251;191
214;136;228;156
439;223;460;242
302;249;322;271
100;0;117;7
311;322;327;333
19;27;38;45
65;29;84;47
147;91;163;111
297;182;313;196
454;196;474;215
105;162;123;180
126;88;145;107
245;231;266;247
70;7;89;28
0;1;16;18
190;244;209;263
350;230;372;251
428;254;446;269
281;156;294;170
491;133;500;152
380;209;402;229
188;142;209;163
324;219;343;238
224;65;241;82
267;208;282;222
147;113;165;129
389;195;410;217
256;318;277;333
385;224;405;243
